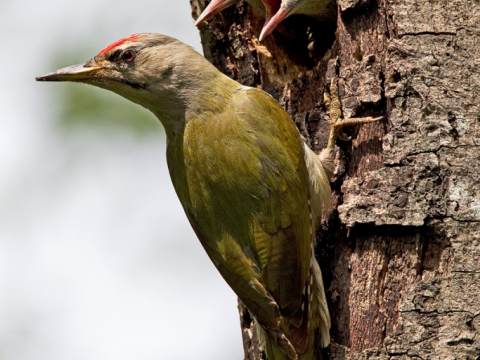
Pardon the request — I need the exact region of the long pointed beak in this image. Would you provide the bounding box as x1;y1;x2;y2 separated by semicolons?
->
259;5;291;41
36;63;101;82
194;0;238;26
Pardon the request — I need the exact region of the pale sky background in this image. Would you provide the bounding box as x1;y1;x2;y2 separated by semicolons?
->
0;1;243;359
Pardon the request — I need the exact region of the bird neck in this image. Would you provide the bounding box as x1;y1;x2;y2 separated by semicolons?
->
148;65;237;139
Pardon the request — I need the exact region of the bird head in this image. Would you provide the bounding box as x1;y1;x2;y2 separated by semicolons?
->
36;33;226;133
37;34;183;104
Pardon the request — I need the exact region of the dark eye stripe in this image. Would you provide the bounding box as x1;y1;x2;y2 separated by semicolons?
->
106;49;122;62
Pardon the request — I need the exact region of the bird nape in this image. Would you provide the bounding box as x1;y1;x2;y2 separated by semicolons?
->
36;33;382;359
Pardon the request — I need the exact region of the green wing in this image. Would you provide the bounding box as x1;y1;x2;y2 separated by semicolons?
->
168;85;312;351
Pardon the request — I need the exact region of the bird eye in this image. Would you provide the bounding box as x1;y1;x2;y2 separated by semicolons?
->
122;50;136;62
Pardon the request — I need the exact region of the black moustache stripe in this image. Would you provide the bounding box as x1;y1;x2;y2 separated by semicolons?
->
120;79;148;89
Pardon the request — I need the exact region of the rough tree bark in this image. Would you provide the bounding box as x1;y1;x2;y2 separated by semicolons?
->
189;0;480;358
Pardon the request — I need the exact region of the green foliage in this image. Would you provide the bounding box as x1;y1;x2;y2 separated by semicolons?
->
57;84;162;135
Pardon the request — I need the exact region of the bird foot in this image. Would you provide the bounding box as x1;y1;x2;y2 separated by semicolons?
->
324;76;383;150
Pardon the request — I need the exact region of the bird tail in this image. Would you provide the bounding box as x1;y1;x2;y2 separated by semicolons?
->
256;254;330;360
256;323;295;360
311;255;331;349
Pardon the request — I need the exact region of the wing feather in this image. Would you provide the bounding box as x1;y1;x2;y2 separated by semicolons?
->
168;85;315;354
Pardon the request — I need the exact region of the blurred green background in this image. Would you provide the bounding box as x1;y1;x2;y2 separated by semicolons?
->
51;48;162;134
0;1;242;359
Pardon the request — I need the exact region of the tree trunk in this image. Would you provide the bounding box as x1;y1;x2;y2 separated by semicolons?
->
189;0;480;358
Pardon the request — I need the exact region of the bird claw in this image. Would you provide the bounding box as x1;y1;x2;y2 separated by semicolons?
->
324;77;383;150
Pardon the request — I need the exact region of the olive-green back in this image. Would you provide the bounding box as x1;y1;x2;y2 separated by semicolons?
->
167;85;312;353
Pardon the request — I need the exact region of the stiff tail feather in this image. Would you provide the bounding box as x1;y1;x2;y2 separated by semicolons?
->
256;322;296;360
255;257;330;359
312;256;331;348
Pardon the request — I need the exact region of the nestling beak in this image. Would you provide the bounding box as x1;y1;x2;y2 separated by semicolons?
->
259;5;291;41
194;0;237;26
36;62;101;82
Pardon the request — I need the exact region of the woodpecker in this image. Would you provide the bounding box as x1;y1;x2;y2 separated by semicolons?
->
37;33;381;359
195;0;335;41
